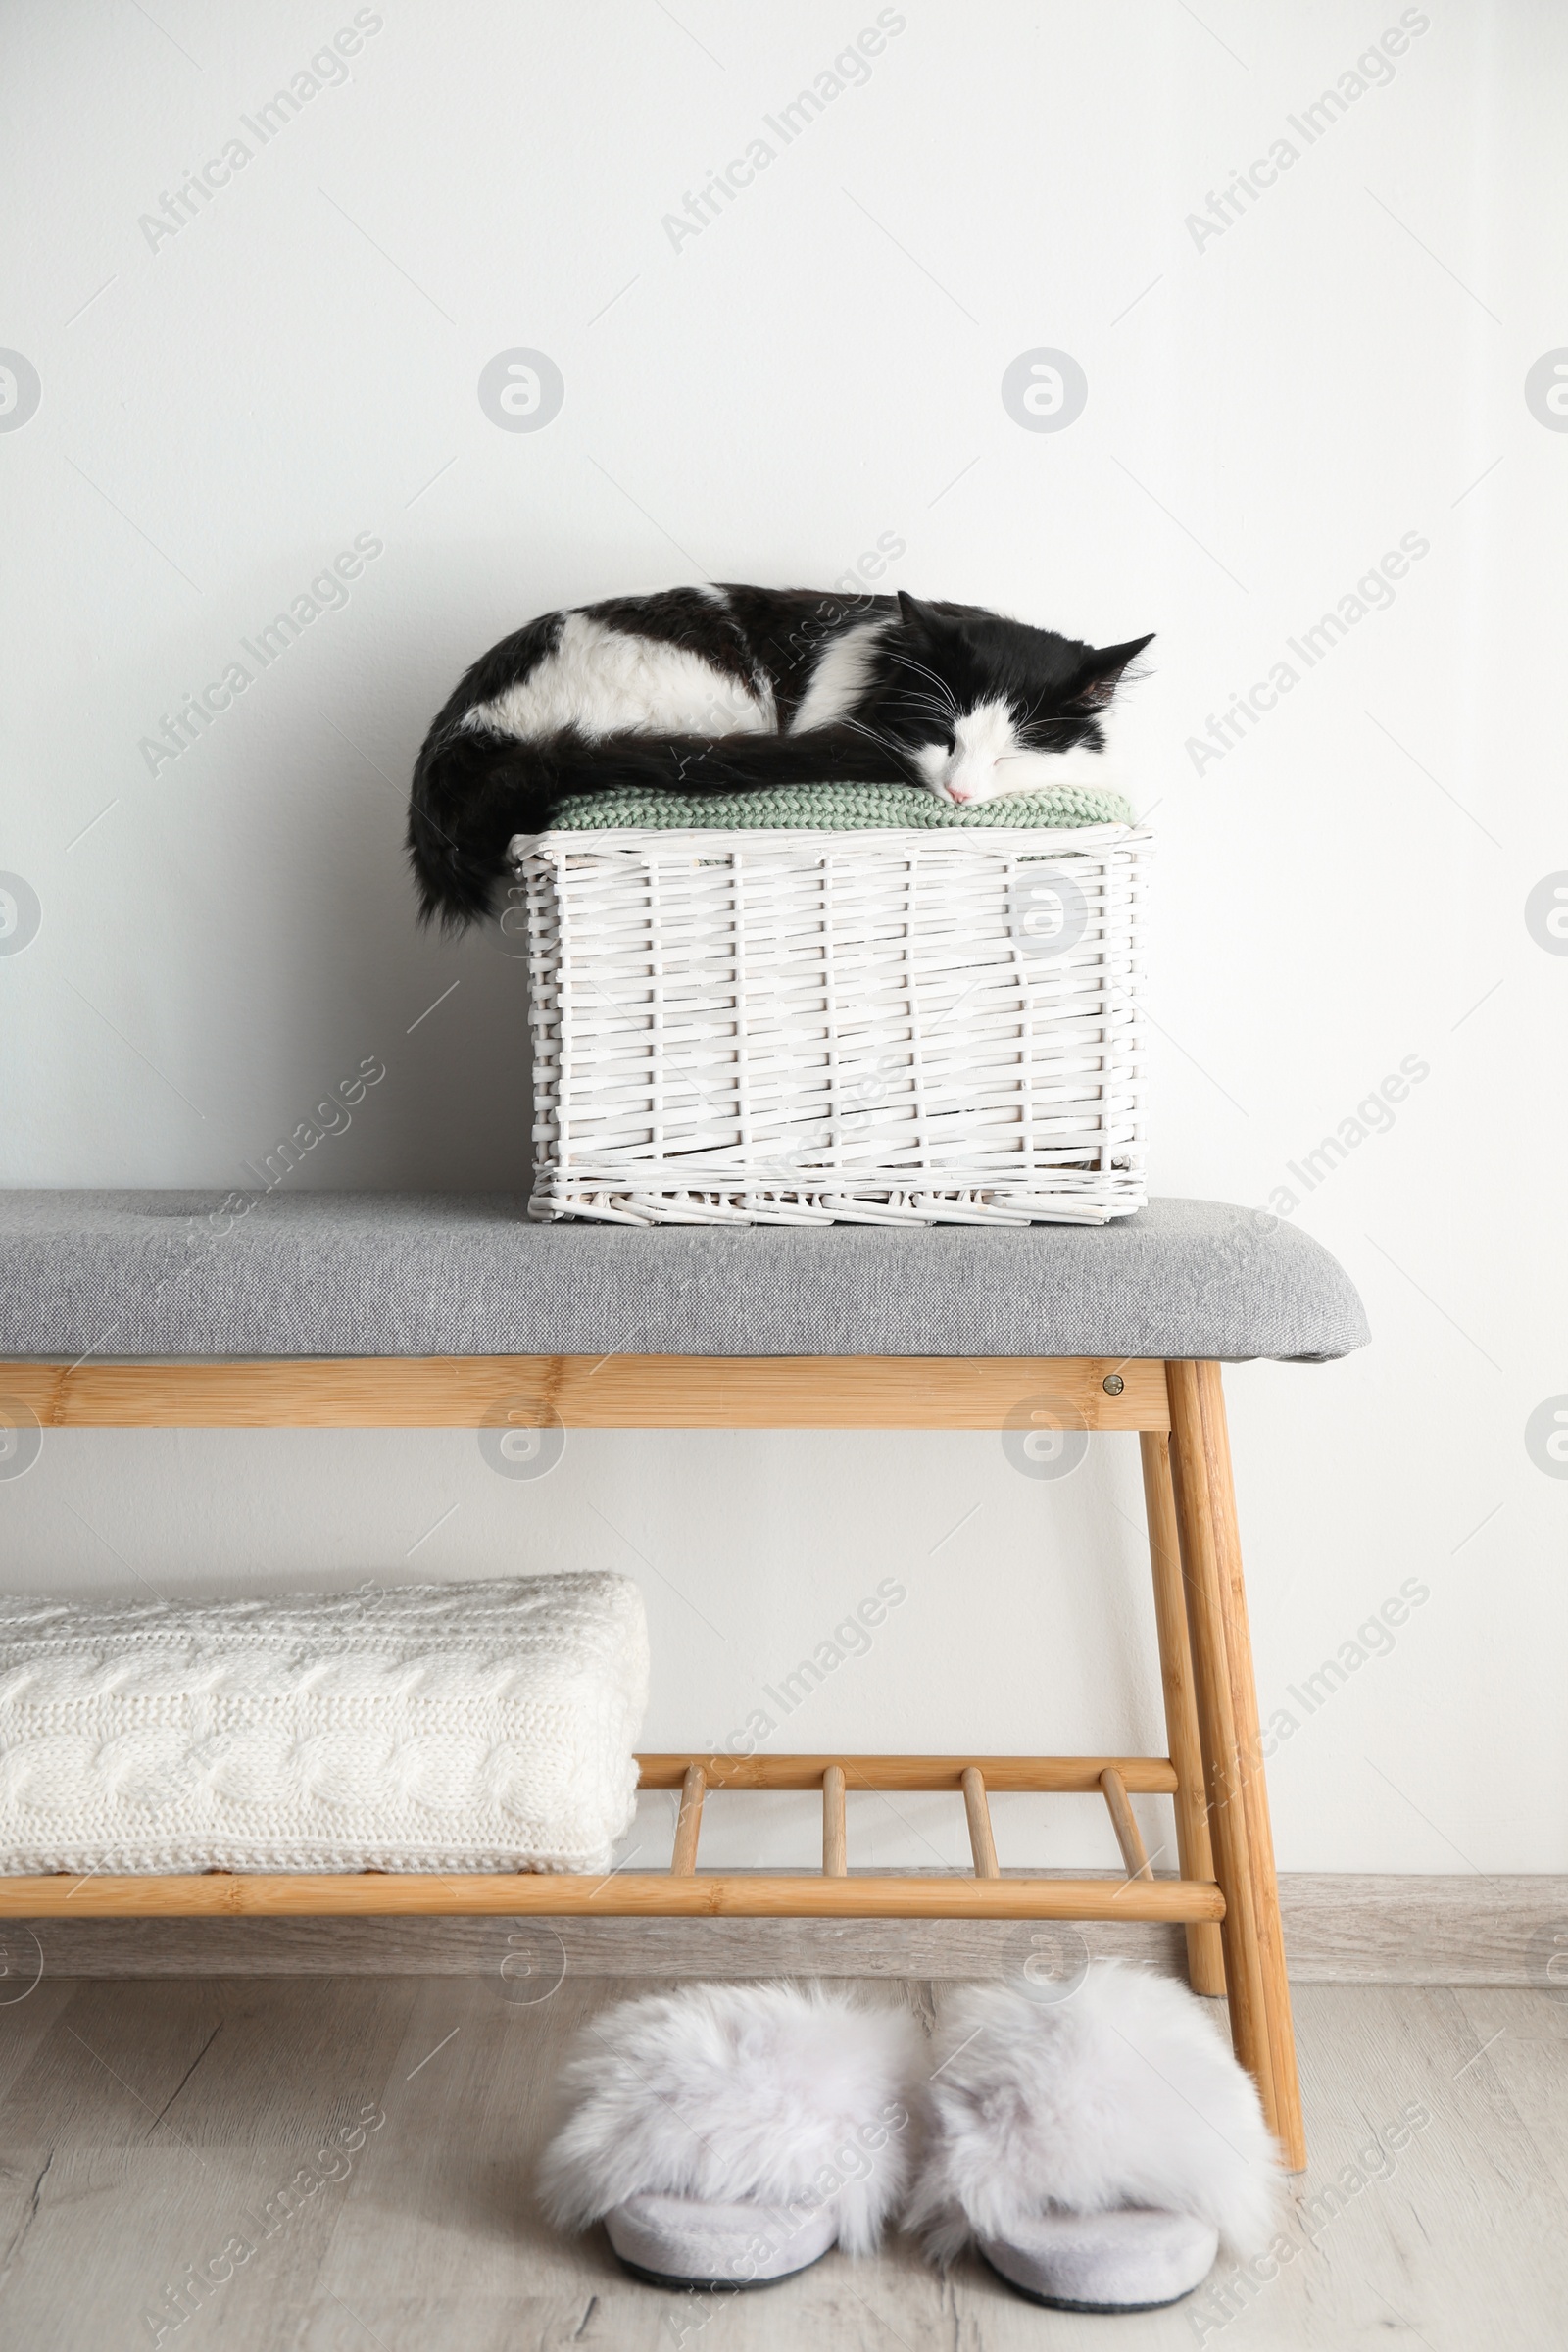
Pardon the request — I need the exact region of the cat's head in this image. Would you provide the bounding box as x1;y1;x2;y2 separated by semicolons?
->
880;592;1152;806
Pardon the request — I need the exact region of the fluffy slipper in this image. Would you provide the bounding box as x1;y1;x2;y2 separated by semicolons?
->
538;1982;920;2290
906;1962;1281;2313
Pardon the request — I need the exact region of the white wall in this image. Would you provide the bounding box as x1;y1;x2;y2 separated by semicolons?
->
2;1;1564;1874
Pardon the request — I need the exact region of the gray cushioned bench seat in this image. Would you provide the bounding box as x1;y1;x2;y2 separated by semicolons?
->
0;1194;1368;1364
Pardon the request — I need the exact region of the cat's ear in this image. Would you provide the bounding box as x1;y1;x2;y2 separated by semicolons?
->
896;590;939;631
1069;633;1154;710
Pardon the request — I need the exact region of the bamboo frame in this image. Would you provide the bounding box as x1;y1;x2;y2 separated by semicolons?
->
0;1355;1168;1433
1192;1359;1305;2171
821;1766;848;1878
960;1767;1002;1879
0;1348;1303;2167
635;1754;1179;1793
1098;1767;1152;1882
1165;1362;1302;2168
0;1869;1226;1922
1141;1431;1227;1994
670;1765;706;1877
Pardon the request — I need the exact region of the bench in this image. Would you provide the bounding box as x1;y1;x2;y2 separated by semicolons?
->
0;1188;1370;2167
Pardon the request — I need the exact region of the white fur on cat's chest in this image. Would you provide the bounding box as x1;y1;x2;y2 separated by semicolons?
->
465;612;776;743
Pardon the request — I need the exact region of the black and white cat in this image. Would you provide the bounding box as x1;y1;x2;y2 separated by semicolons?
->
407;585;1151;926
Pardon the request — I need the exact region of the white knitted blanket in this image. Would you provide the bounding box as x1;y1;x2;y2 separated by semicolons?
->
0;1574;648;1876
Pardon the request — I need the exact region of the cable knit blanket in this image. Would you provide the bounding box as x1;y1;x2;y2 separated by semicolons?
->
544;778;1133;832
0;1574;648;1876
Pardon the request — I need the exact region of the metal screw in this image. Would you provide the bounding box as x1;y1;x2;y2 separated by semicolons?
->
1102;1373;1125;1396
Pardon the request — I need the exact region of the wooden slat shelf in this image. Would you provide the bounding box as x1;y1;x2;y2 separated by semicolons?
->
635;1754;1180;1793
0;1752;1217;1922
0;1873;1224;1922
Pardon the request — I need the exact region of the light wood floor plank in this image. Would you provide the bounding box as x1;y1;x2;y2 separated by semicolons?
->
304;1975;665;2352
129;1976;420;2148
1453;1984;1568;2209
0;2145;357;2352
1188;1984;1568;2348
2;1977;1565;2350
0;1973;74;2112
0;1979;229;2149
0;1981;421;2351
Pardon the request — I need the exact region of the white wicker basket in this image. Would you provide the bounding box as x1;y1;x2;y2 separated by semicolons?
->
520;823;1149;1226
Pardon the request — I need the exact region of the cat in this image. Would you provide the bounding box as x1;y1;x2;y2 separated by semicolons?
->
406;584;1152;926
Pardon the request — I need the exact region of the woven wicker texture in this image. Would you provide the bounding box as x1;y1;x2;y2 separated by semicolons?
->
524;823;1149;1227
545;779;1134;833
0;1574;649;1876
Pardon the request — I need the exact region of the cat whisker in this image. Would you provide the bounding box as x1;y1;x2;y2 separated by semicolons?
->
836;714;903;754
887;651;959;714
882;691;956;730
836;714;923;778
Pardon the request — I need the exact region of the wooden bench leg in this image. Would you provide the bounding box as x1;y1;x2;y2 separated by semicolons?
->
1193;1358;1305;2171
1140;1430;1227;1997
1166;1360;1305;2170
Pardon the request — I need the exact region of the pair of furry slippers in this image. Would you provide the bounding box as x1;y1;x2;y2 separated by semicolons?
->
539;1962;1280;2315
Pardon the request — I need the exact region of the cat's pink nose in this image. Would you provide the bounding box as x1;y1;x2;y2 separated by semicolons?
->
948;787;971;804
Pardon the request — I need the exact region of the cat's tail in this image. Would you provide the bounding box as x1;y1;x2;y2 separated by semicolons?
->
406;719;553;930
407;721;912;929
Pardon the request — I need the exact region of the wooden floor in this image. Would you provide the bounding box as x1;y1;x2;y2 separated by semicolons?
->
2;1973;1564;2349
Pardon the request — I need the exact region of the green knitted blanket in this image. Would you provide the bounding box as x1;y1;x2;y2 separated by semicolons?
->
548;779;1133;832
